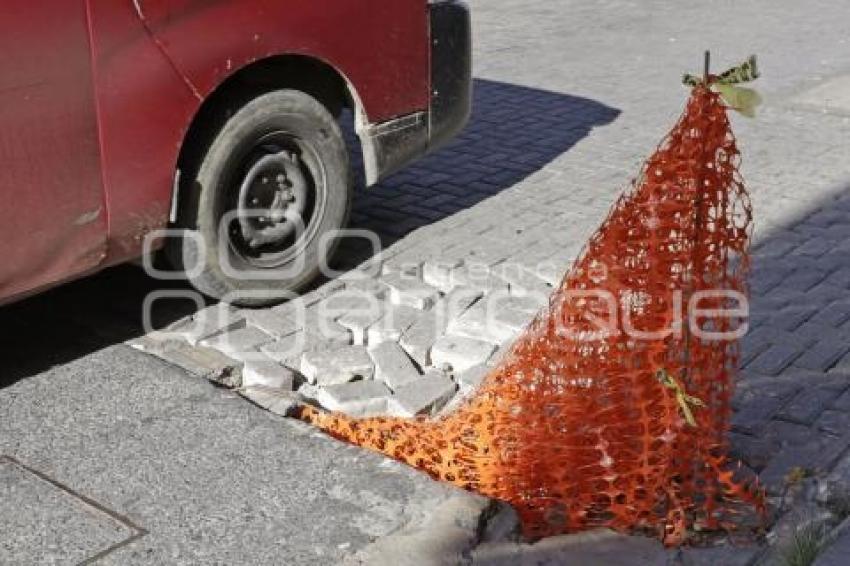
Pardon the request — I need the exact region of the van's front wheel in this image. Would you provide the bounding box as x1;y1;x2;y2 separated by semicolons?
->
172;89;351;307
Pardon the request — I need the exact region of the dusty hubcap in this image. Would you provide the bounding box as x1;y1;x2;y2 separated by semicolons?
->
236;150;309;249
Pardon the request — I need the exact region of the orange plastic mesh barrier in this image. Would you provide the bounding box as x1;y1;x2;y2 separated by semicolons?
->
298;74;765;545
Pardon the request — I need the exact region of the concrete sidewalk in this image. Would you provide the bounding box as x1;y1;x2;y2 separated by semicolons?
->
0;346;487;565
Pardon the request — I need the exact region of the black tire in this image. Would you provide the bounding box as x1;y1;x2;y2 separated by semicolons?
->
171;89;351;307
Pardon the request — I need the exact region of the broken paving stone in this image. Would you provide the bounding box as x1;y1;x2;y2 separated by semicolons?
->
382;272;442;310
241;386;303;416
388;372;457;417
301;346;375;386
431;335;497;374
163;344;243;388
369;341;421;391
316;380;392;417
242;357;297;390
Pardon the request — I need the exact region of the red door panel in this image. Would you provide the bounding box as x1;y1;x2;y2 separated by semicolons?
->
0;1;107;301
137;0;430;123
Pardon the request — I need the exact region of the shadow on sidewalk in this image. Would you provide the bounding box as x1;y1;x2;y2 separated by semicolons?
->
334;78;622;270
0;265;201;389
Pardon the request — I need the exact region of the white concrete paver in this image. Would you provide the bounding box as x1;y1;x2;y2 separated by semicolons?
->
301;346;375;386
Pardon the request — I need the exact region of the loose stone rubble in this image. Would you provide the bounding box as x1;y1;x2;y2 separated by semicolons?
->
134;260;541;420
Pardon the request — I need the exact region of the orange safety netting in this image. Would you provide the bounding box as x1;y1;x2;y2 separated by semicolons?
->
298;75;765;545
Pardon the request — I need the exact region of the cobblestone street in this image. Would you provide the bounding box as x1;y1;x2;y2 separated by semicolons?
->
5;0;850;563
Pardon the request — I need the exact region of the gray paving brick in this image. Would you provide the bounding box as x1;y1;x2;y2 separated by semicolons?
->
796;321;850;345
769;306;818;332
242;358;297;390
793;236;832;257
494;263;552;297
337;303;387;346
809;300;850;328
369;341;421;391
732;381;801;434
747;343;804;376
423;259;465;292
831;389;850;412
448;301;515;344
388;372;458;418
447;265;509;296
240;387;302;417
382;272;442;310
831;351;850;375
398;318;440;368
808;280;847;301
242;308;300;338
341;276;390;299
259;332;311;368
435;285;484;323
321;289;386;322
301;346;375;386
431;335;497;374
491;304;538;340
776;388;837;425
729;432;782;473
816;410;850;437
301;313;352;346
825;266;850;289
316;381;391;417
782;268;829;292
162;344;243;388
740;334;772;368
759;431;850;495
201;326;274;360
793;337;850;372
175;307;246;346
367;305;422;345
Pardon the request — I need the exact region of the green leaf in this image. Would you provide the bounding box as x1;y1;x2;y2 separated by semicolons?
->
716;84;763;117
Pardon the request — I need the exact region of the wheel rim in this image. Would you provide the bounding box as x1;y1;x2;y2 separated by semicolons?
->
225;132;327;269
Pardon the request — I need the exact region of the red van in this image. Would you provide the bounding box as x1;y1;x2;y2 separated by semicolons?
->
0;1;471;306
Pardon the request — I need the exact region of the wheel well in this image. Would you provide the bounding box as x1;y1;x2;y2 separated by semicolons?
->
173;54;355;223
